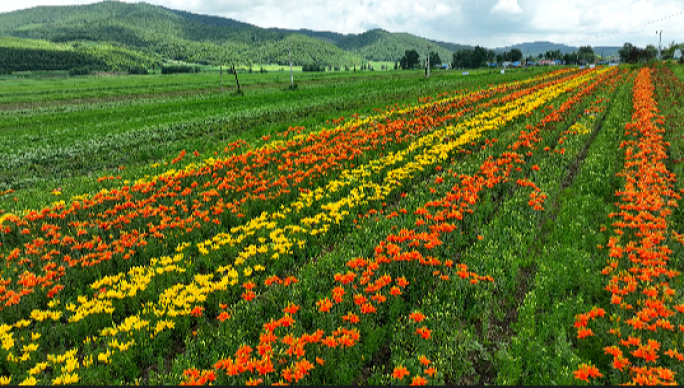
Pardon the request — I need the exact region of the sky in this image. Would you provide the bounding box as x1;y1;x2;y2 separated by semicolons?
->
1;0;683;48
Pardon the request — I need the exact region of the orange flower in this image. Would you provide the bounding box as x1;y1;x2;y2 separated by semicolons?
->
190;306;204;317
415;326;431;339
282;303;300;315
396;277;409;287
410;375;428;385
246;377;263;385
217;312;231;322
321;336;337;348
360;303;377;314
342;311;360;324
577;328;594;339
392;365;410;380
242;290;257;301
317;298;333;313
418;355;431;366
242;281;256;290
409;311;426;323
574;363;603;382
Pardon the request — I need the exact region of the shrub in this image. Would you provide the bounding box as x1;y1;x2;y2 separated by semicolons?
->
161;65;200;75
302;64;325;72
128;66;148;75
68;67;91;76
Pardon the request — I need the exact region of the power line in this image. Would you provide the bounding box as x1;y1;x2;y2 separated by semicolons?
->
563;10;683;45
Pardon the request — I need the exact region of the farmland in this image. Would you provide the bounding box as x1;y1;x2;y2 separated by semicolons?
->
0;64;683;386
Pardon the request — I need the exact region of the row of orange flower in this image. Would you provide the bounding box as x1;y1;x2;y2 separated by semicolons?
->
574;67;683;385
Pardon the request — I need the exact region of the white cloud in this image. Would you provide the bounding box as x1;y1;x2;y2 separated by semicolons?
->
490;0;522;15
0;0;682;48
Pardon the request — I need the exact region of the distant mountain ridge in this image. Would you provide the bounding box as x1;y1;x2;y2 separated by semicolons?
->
494;41;620;58
0;0;621;71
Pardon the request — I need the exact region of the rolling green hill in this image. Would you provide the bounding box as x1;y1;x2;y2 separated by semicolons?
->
0;1;363;69
336;29;454;63
0;1;465;70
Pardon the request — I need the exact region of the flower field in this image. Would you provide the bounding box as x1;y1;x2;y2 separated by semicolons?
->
0;64;683;385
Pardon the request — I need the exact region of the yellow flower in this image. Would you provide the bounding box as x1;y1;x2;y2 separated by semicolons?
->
63;373;79;384
1;334;14;351
18;376;36;386
30;333;41;341
28;362;49;376
98;351;111;364
22;343;39;353
0;376;11;385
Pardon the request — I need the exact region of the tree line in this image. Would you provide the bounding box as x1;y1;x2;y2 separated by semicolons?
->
0;47;107;74
395;41;684;70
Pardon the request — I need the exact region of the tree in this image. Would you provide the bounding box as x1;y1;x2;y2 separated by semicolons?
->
472;46;489;67
619;42;634;62
563;52;578;64
578;45;595;63
487;49;496;64
428;51;442;67
496;53;503;64
645;44;658;61
510;48;523;62
400;49;420;69
537;53;543;60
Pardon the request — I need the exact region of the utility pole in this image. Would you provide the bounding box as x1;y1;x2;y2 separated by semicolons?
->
656;30;663;59
288;40;294;88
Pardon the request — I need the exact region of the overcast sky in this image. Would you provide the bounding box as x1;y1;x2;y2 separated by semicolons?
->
1;0;683;48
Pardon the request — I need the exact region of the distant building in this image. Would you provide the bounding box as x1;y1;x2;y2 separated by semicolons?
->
675;49;682;59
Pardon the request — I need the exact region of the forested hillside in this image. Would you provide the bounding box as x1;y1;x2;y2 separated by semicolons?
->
0;1;463;71
0;36;158;73
336;29;454;63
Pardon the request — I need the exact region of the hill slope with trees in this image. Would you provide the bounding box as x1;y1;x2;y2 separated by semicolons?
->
0;1;464;70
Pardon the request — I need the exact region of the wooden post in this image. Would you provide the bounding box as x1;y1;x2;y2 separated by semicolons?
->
288;41;294;88
220;50;223;93
427;44;430;78
233;64;241;92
